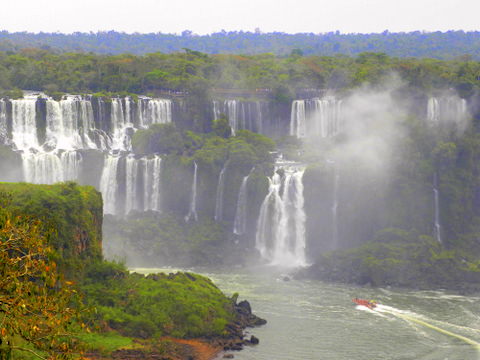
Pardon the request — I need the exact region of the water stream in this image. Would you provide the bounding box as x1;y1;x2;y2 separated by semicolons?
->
134;267;480;360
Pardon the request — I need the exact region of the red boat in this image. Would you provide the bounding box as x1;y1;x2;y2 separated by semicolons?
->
353;298;377;309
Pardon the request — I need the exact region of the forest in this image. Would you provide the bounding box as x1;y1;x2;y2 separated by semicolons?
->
0;30;479;59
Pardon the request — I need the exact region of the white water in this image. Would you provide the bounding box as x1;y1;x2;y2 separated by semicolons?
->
214;164;227;222
125;155;139;216
0;99;8;144
256;165;307;267
143;155;162;212
213;100;265;134
290;97;342;139
100;155;121;215
185;161;198;222
45;96;97;151
4;95;171;214
290;100;306;138
12;98;39;151
233;172;251;235
427;96;468;128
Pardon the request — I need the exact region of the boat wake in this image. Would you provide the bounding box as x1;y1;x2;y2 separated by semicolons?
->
363;304;480;350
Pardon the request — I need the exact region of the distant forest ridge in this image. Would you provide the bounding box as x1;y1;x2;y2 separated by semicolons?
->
0;30;479;59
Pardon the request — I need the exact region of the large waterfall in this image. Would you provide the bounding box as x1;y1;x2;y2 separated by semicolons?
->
1;94;172;214
290;97;342;139
255;163;307;267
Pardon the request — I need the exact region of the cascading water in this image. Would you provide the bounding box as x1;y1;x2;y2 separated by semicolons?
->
11;98;39;151
290;97;342;138
60;151;82;181
110;98;131;151
3;94;173;217
100;155;121;215
226;100;238;135
427;98;440;123
0;99;7;144
433;172;442;244
214;164;227;221
22;152;63;184
233;171;252;235
125;155;139;216
45;96;97;150
213;100;265;134
256;163;307;267
427;96;468;127
185;161;198;222
143;155;162;212
290;100;306;138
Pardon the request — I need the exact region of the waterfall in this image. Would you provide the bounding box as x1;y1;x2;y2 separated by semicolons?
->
22;152;63;184
110;98;131;151
290;97;342;139
427;98;440;123
233;171;251;235
125;155;139;216
11;98;38;151
100;155;121;215
255;165;307;267
226;100;237;135
60;151;82;181
290;100;306;138
137;98;172;127
0;99;7;144
185;161;198;222
213;100;265;134
433;172;442;244
427;96;468;127
310;97;342;138
45;96;97;151
214;164;227;221
148;99;172;125
212;100;220;120
143;155;162;212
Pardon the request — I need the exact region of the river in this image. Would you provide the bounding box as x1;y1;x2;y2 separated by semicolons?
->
133;267;480;360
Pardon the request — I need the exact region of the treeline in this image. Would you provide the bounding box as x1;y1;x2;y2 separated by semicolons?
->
1;30;480;60
0;49;479;100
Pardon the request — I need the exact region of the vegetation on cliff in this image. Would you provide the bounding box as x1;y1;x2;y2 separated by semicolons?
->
0;183;257;359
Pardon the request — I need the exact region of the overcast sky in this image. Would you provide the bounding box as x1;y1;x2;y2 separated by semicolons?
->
1;0;479;34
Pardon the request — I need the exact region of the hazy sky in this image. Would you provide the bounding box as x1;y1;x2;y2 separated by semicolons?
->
2;0;479;34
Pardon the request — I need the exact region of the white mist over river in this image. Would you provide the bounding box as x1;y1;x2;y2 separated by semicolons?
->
133;267;480;360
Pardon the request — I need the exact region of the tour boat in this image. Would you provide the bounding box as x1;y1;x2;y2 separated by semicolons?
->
353;298;377;309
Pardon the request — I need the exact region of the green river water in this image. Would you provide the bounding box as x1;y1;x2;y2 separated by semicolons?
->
133;267;480;360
